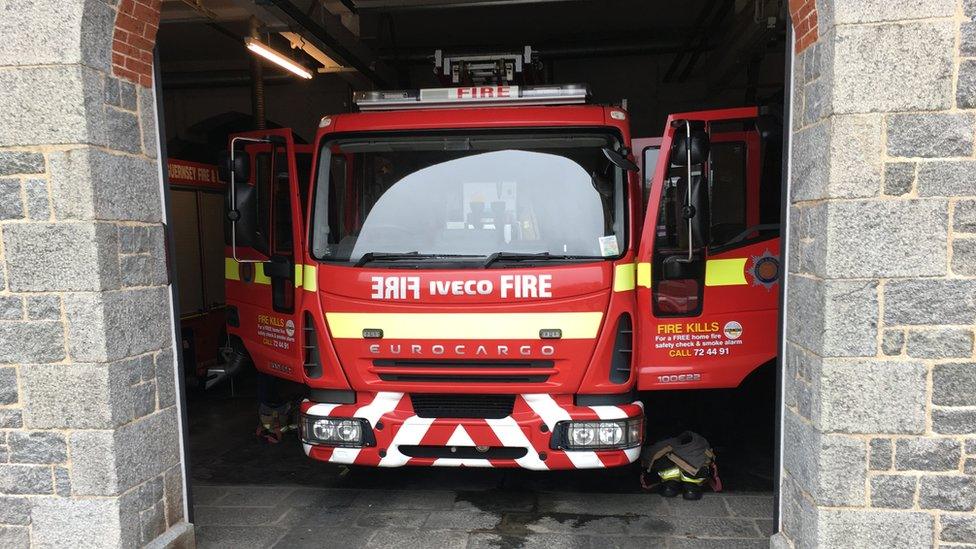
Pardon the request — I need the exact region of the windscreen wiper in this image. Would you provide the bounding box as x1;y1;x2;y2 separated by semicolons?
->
482;251;602;268
354;252;479;267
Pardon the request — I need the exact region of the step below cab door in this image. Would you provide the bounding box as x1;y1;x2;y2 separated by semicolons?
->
224;128;309;383
636;107;782;390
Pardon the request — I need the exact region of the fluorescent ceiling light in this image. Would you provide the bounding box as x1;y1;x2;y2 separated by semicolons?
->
245;37;313;79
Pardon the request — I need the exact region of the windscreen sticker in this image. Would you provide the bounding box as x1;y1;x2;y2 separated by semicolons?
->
654;320;744;358
370;275;552;300
598;235;620;257
257;314;295;350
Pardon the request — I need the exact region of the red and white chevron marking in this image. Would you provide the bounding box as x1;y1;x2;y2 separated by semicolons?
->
301;392;643;470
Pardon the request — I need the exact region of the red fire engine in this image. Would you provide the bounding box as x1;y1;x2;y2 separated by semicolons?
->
222;84;781;469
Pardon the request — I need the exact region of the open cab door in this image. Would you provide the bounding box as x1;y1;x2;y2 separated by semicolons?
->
223;128;312;384
636;107;782;390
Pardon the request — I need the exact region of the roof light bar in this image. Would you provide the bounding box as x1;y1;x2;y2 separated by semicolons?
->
245;38;313;80
353;84;589;111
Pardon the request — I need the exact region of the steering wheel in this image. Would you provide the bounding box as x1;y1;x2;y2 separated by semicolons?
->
725;224;780;246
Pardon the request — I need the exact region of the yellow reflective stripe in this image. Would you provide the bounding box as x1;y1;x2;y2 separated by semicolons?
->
705;258;748;286
303;264;318;292
294;264;304;287
636;262;651;288
325;312;603;340
613;263;635;292
254;263;271;285
224;258;240;281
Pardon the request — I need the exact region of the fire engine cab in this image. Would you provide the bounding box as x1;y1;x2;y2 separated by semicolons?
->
222;84;781;470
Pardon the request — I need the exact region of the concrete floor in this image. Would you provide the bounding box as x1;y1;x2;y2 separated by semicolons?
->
186;373;775;548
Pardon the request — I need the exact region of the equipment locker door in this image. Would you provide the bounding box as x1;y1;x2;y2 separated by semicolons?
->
635;108;781;391
226;128;307;383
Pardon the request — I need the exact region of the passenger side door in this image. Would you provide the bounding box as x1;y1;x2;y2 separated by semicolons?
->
635;108;782;390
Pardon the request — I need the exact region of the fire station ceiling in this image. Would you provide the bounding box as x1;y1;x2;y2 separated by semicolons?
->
159;0;785;87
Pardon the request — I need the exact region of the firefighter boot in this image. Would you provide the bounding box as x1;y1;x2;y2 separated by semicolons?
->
658;466;682;498
680;470;706;501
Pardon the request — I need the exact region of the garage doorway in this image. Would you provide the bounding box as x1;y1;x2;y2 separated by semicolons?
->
155;1;790;546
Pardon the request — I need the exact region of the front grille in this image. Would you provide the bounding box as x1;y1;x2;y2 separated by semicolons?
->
399;445;528;460
372;359;554;384
410;394;516;419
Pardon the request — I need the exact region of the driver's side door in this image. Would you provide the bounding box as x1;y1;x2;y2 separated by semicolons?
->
636;108;782;390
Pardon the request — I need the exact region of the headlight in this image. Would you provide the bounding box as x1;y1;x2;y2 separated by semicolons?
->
553;418;643;450
301;416;370;447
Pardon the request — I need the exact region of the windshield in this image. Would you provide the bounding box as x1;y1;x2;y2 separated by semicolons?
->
311;131;626;265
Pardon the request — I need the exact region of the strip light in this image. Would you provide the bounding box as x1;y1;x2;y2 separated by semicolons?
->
245;37;313;80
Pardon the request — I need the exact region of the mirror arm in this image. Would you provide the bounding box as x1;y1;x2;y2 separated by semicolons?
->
679;120;694;263
229;136;272;264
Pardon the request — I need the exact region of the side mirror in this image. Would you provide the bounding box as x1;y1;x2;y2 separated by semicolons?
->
219;150;250;184
225;184;261;250
602;147;639;172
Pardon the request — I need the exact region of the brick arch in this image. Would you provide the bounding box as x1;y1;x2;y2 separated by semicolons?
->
111;0;162;87
789;0;819;53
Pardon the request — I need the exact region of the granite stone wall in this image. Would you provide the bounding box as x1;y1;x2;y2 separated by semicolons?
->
0;0;188;547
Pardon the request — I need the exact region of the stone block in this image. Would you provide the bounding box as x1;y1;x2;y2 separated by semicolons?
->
825;199;947;278
933;408;976;435
932;363;976;406
47;148;162;222
25;295;60;321
133;382;156;419
822;279;878;356
8;431;67;464
919;475;976;511
3;222;120;292
23;179;51;221
120;82;138;112
831;0;955;24
814;509;933;548
163;466;184;527
818;359;926;434
31;497;128;548
790;203;828;276
883;163;914;196
0;66;102;147
895;438;961;471
884;280;976;325
917;161;976;197
121;253;168;287
941;514;976;544
953;239;976;276
959;59;976;109
957;200;976;233
786;275;824;353
155;347;177;409
887;113;974;158
0;367;17;404
869;438;892;470
0;465;53;495
21;362;132;429
70;410;181;496
64;287;170;362
906;328;973;359
0;0;113;70
54;467;70;497
0;527;29;549
0;179;24;220
869;474;916;509
119;225;151;254
140;88;158;158
803;78;831;127
104;77;121;107
828;114;882;198
0;496;31;525
0;296;22;320
0;151;44;176
790;122;829;202
0;410;23;429
103;107;142;154
816;433;868;506
0;321;65;364
881;330;904;356
831;21;954;114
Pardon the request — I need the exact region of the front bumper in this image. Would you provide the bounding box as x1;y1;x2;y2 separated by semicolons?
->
300;392;643;470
